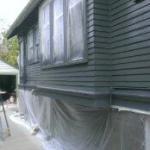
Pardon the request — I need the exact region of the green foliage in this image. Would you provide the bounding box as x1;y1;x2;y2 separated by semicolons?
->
0;32;19;67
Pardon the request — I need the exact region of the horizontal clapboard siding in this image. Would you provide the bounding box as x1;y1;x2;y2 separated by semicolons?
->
110;0;150;88
24;0;110;94
19;0;150;107
93;0;111;92
23;0;150;94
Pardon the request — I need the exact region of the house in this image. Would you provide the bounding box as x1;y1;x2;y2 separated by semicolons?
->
0;60;18;96
7;0;150;149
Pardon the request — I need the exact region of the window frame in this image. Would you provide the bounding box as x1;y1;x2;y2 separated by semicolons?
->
39;0;87;69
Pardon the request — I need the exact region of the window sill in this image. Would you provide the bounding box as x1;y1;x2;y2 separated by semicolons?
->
41;58;88;70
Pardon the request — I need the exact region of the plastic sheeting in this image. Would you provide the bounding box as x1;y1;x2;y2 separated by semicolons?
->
39;0;85;63
19;89;147;150
27;30;34;61
33;26;39;62
53;0;64;64
67;0;85;61
40;1;51;62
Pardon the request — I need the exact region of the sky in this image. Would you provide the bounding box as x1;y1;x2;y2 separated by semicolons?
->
0;0;30;32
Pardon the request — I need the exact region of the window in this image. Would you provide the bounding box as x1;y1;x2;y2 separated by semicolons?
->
27;30;34;62
39;0;86;66
20;39;24;77
67;0;85;61
53;0;64;64
34;26;40;62
40;2;51;63
27;26;39;64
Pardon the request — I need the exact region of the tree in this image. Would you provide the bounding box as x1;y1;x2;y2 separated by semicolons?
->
0;32;19;67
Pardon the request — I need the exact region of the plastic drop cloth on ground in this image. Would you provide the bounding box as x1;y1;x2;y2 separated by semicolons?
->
18;89;147;150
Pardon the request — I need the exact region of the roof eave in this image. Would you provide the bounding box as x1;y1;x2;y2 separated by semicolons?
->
7;0;42;39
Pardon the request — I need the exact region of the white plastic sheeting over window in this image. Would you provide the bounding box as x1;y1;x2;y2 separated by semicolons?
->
27;30;34;62
39;0;86;65
34;26;39;62
26;27;39;63
18;89;147;150
40;2;51;63
67;0;85;61
53;0;64;64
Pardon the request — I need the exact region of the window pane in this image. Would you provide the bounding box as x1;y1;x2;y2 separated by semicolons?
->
40;4;51;63
68;0;85;61
69;0;81;6
34;26;39;61
35;27;39;45
28;31;33;48
27;30;34;62
53;0;64;63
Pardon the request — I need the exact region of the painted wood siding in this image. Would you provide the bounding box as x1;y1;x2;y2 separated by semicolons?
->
110;0;150;88
93;0;111;93
24;0;110;94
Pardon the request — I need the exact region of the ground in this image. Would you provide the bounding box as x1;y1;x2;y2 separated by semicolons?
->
0;104;43;150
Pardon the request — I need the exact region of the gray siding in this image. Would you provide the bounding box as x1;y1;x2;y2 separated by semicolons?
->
23;0;110;95
110;0;150;88
93;0;111;93
20;0;150;107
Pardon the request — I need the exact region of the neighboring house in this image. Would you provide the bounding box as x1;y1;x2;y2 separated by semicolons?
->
7;0;150;149
0;59;18;94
